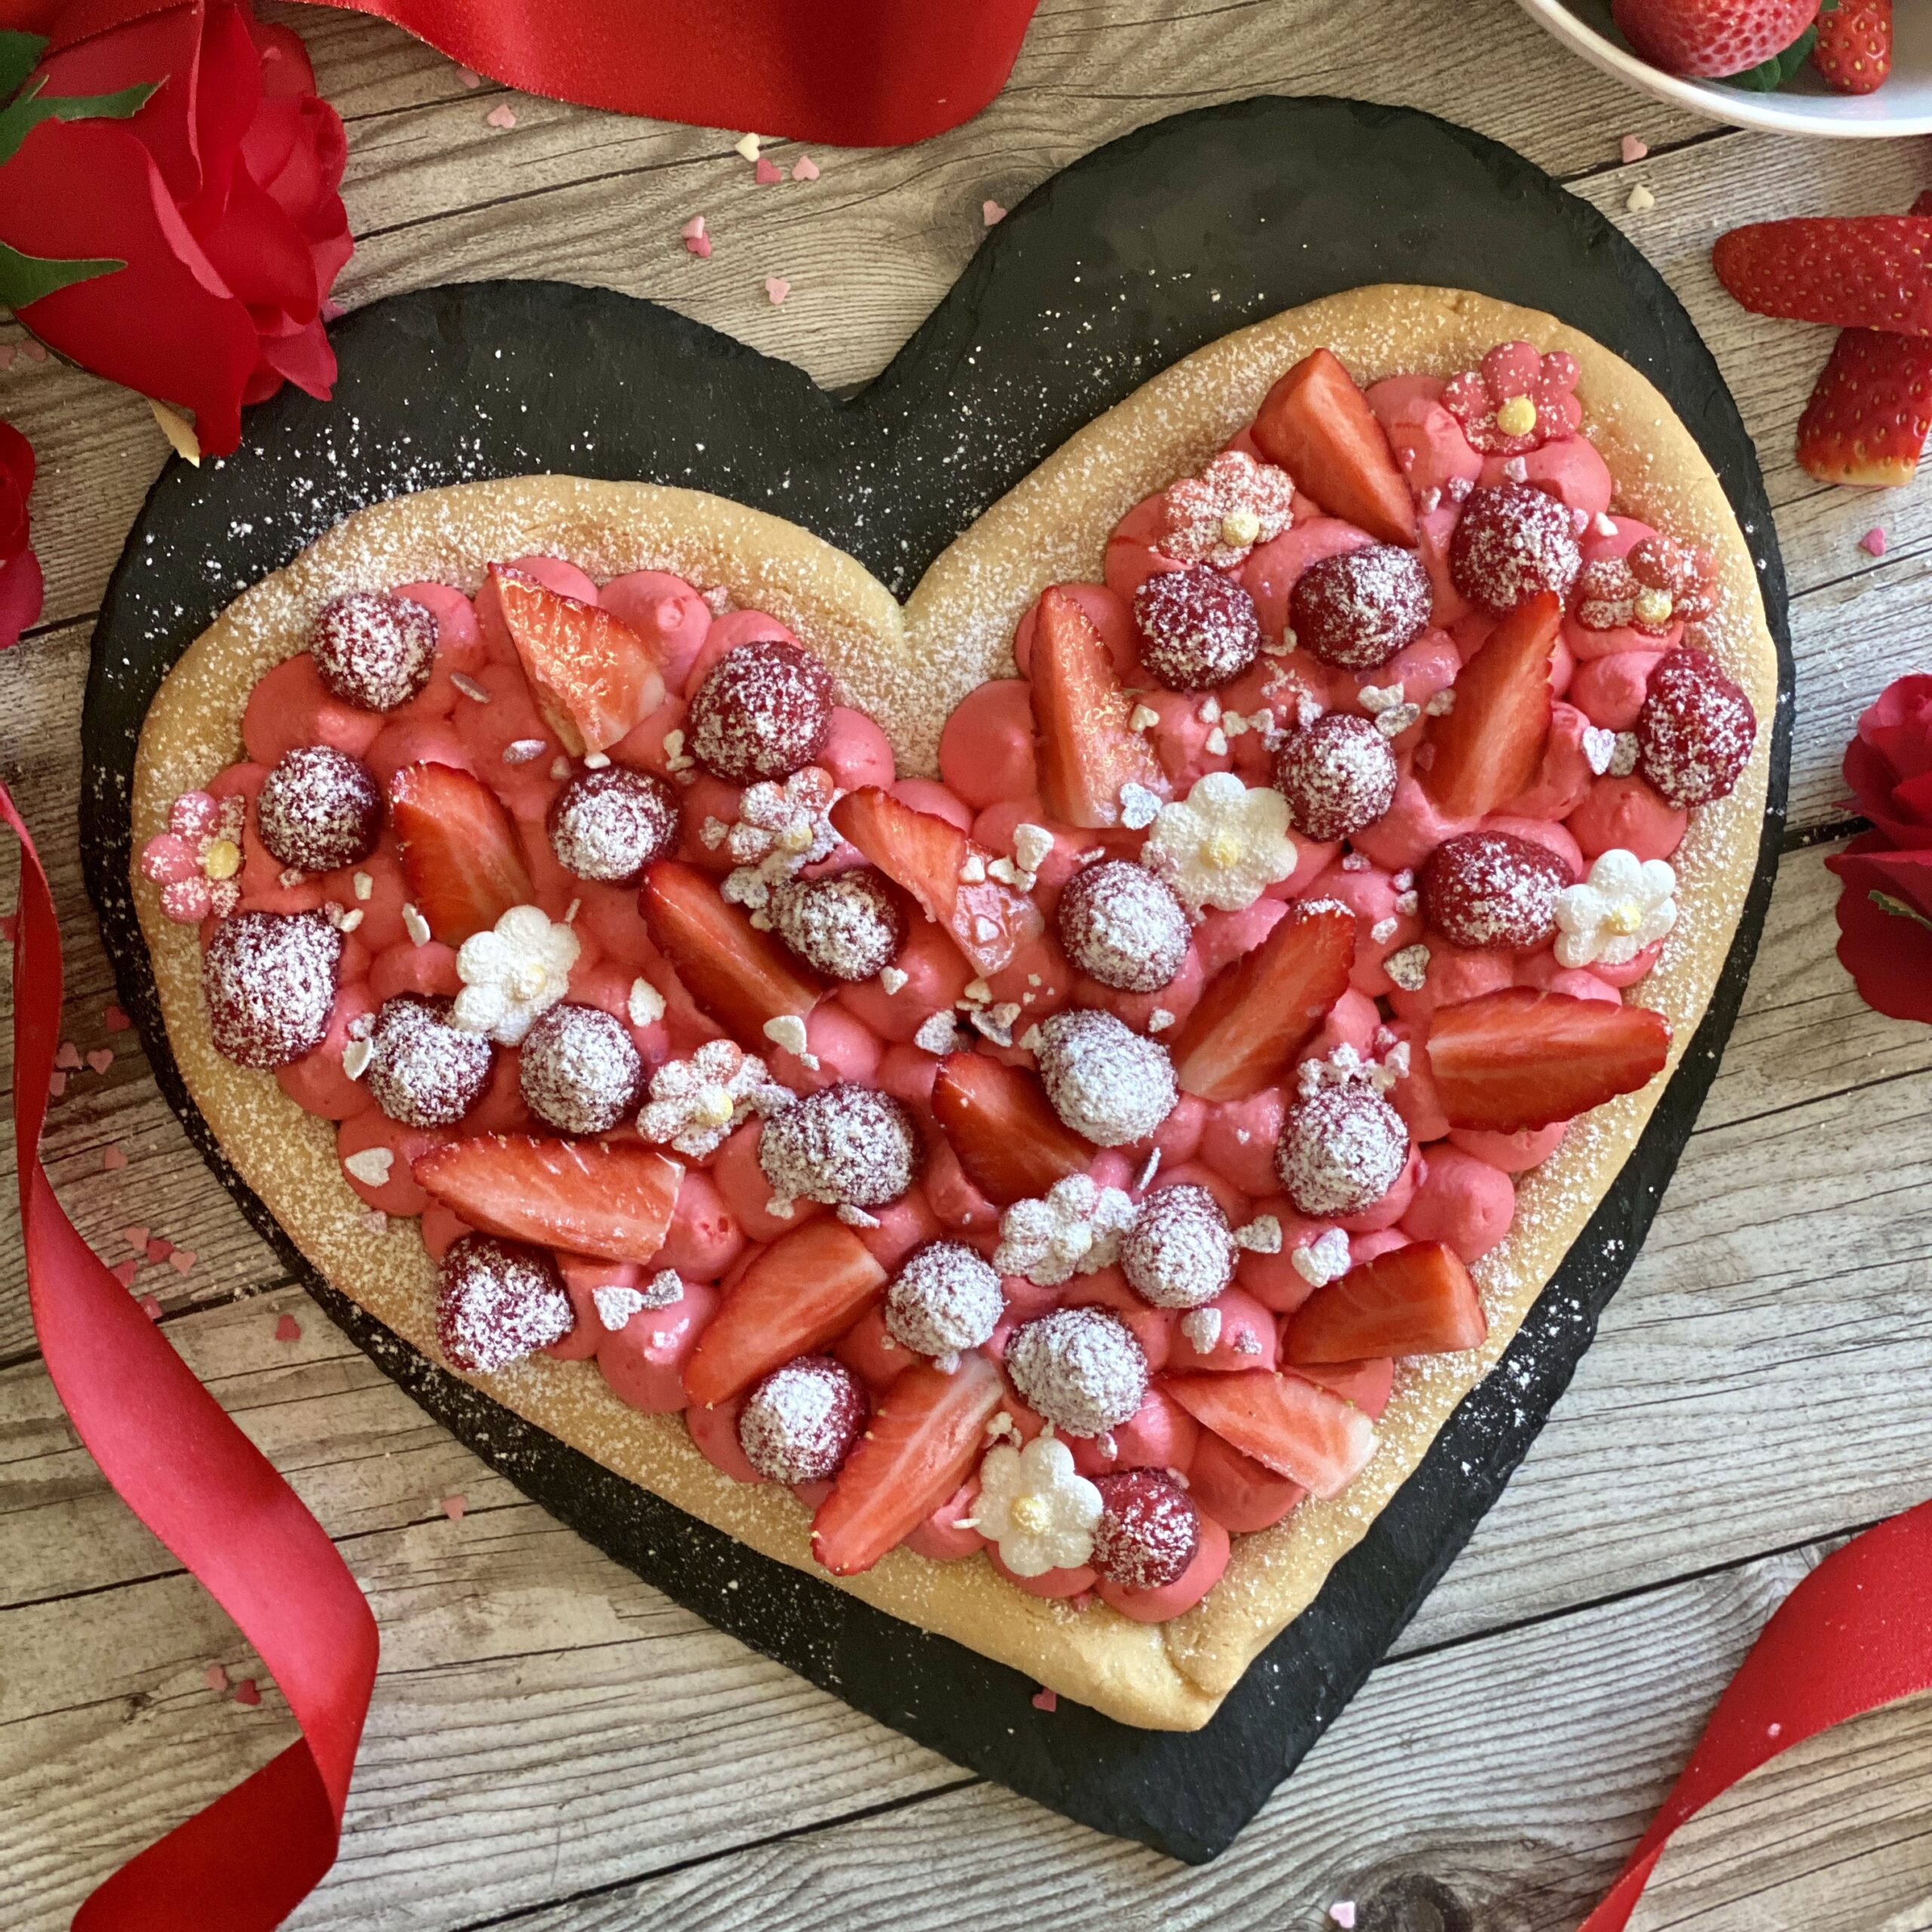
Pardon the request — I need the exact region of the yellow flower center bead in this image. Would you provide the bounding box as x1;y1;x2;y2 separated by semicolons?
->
1495;393;1538;438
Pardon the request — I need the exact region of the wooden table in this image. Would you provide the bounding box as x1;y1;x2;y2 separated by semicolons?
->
5;2;1932;1925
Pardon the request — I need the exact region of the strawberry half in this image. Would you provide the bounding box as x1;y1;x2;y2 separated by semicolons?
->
1291;1357;1394;1421
1251;346;1417;547
414;1135;682;1264
829;786;1043;976
1425;986;1672;1134
1026;586;1169;830
931;1050;1095;1204
1420;590;1557;820
641;860;825;1041
389;761;536;945
1164;1369;1378;1500
1170;899;1355;1102
1796;326;1932;487
1612;0;1820;78
811;1351;1005;1574
1283;1241;1487;1365
1713;216;1932;337
1812;0;1890;93
491;566;665;755
684;1217;888;1408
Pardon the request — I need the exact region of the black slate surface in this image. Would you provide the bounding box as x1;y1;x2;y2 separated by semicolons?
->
78;96;1792;1863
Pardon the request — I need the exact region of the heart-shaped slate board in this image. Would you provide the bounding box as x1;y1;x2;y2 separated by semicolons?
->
80;97;1792;1862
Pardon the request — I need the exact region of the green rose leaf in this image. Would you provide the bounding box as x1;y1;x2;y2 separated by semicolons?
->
1872;889;1932;937
0;32;48;110
0;238;123;311
0;74;161;168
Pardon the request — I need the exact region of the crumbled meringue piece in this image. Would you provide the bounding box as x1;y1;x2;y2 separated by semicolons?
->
628;977;667;1028
1610;730;1641;778
1383;943;1431;993
637;1039;792;1157
1235;1214;1282;1254
1119;782;1164;831
594;1284;647;1331
994;1174;1136;1286
914;1011;962;1055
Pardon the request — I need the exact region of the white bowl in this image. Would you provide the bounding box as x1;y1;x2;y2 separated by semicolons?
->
1517;0;1932;135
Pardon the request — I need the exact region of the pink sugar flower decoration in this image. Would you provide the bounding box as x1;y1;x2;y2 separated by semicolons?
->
1162;449;1297;569
141;789;245;924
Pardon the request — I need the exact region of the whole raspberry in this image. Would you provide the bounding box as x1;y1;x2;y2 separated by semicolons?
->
1131;564;1261;690
1090;1469;1201;1592
1121;1183;1234;1309
548;765;681;882
1004;1306;1149;1438
1289;545;1432;669
883;1241;1004;1357
738;1355;867;1482
365;994;494;1127
1449;483;1581;615
255;745;383;874
518;1001;644;1134
311;590;437;712
758;1083;921;1208
1272;712;1398;840
1635;648;1757;807
202;909;342;1069
1055;859;1190;992
436;1233;572;1373
687;640;835;783
1275;1084;1409;1217
770;869;906;983
1420;830;1572;952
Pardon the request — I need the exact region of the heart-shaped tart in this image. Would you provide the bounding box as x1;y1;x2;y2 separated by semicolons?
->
130;286;1776;1730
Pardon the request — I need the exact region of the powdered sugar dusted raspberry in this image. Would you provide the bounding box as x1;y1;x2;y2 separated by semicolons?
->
1034;1008;1177;1147
311;590;437;712
1635;648;1757;807
737;1355;866;1481
547;765;681;881
1420;830;1571;952
1161;450;1297;570
435;1232;572;1373
687;639;835;782
202;909;342;1069
1276;1085;1409;1217
1090;1469;1201;1591
1289;545;1431;670
757;1081;920;1208
769;868;906;981
255;746;382;874
1121;1182;1235;1309
1055;858;1190;992
1449;483;1582;615
365;995;494;1126
1132;564;1261;691
884;1240;1004;1356
1004;1306;1149;1437
1272;711;1398;840
518;1001;644;1134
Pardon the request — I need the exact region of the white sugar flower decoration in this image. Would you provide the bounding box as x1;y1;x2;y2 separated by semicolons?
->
637;1039;792;1158
452;904;580;1044
707;766;841;916
1555;850;1677;969
965;1432;1103;1577
1141;771;1297;913
993;1174;1136;1286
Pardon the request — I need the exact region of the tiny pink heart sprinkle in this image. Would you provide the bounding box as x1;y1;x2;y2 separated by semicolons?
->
754;155;784;186
137;1291;162;1319
1328;1906;1357;1930
441;1494;467;1521
457;63;481;88
110;1259;140;1288
169;1248;197;1275
275;1312;303;1343
791;155;819;182
22;341;45;361
232;1677;261;1707
203;1663;230;1693
101;1146;127;1171
764;276;790;306
685;233;712;258
485;103;516;129
1620;135;1648;164
1860;526;1887;557
983;198;1007;226
122;1224;149;1251
1031;1686;1057;1711
0;912;15;941
48;1070;66;1098
681;214;707;240
104;1003;131;1031
0;346;14;372
146;1236;174;1263
55;1041;81;1070
87;1048;114;1075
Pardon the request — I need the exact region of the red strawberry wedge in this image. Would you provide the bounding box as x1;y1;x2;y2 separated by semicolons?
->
829;786;1042;976
684;1217;888;1408
1796;327;1932;487
1165;1370;1378;1500
1713;217;1932;337
931;1051;1095;1204
1425;987;1672;1134
1291;1357;1394;1421
491;567;666;755
811;1352;1005;1575
1812;0;1891;92
1170;899;1355;1102
1251;347;1417;547
1284;1241;1487;1366
414;1136;682;1264
641;860;825;1041
389;761;535;944
1027;586;1169;830
1420;591;1558;820
1612;0;1819;78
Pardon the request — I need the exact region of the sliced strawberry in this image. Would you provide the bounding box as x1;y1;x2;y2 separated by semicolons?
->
414;1135;681;1264
1284;1241;1486;1365
931;1051;1094;1205
641;860;825;1040
388;761;535;945
491;566;665;755
1164;1369;1377;1500
1814;0;1892;94
1713;217;1932;337
1170;900;1355;1102
829;786;1042;976
1420;590;1558;819
684;1217;888;1408
1425;986;1672;1134
1027;586;1168;830
811;1351;1004;1574
1796;327;1932;487
1251;347;1417;547
1290;1357;1395;1421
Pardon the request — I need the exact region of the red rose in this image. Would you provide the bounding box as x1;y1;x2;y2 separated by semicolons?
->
0;1;349;457
1827;675;1932;1025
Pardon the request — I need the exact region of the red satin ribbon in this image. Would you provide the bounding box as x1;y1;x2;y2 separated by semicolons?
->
0;0;1045;146
4;781;377;1932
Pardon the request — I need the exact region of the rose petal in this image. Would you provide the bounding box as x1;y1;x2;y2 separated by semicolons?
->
1828;836;1932;1024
